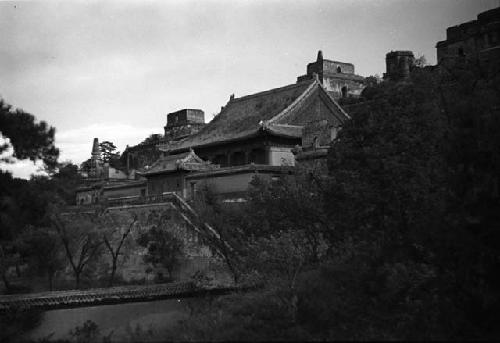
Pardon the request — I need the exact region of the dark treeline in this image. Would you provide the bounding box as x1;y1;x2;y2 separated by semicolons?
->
1;101;85;292
170;63;500;340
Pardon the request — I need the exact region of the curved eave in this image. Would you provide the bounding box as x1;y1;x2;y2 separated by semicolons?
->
166;127;301;154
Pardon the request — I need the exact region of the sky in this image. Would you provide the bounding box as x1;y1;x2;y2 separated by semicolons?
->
1;0;498;178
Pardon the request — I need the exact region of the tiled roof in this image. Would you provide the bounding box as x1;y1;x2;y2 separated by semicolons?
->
162;80;316;152
103;180;146;190
139;150;216;176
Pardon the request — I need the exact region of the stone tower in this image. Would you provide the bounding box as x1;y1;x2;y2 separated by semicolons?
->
384;51;415;81
296;50;365;99
89;137;102;178
163;109;205;142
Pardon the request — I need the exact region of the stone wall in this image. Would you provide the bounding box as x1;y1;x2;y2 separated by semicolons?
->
302;119;336;148
436;7;500;75
146;173;185;196
99;203;231;285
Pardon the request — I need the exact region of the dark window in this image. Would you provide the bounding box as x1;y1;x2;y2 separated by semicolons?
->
232;151;246;166
313;137;319;149
190;182;196;200
213;154;226;167
341;86;348;98
337;66;341;73
249;148;266;164
458;47;465;56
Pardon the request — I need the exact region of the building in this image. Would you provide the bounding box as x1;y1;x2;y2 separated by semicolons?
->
76;180;147;205
138;149;217;198
436;6;500;74
122;109;206;174
88;138;103;179
163;109;206;143
76;51;356;203
297;50;366;98
148;52;352;199
384;51;415;81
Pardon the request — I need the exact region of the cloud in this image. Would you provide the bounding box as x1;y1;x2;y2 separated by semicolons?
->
0;136;47;179
0;159;46;180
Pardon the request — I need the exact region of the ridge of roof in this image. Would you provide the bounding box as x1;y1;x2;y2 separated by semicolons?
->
229;79;314;104
320;85;351;121
266;78;320;125
266;76;350;125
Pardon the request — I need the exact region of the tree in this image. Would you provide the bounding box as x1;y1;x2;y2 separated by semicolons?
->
0;98;61;291
414;54;428;68
99;141;120;164
0;242;19;292
18;226;65;291
323;65;500;338
99;211;137;286
51;162;82;205
0;171;27;292
80;158;92;174
51;209;103;288
136;210;183;280
191;184;248;284
0;98;59;172
246;175;330;261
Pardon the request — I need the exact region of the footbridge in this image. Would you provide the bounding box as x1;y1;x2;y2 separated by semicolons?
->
0;282;239;312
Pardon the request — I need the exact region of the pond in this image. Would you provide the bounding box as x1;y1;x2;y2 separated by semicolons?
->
24;298;196;342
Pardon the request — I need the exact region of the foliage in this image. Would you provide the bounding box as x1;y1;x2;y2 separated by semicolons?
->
80;158;92;174
51;209;103;289
191;184;248;283
68;320;107;343
0;240;20;292
246;175;330;260
166;291;309;342
18;226;65;290
414;54;428;68
167;63;500;340
136;210;183;279
322;65;500;339
0;306;43;342
99;141;122;169
0;98;59;172
1;163;81;292
98;211;137;286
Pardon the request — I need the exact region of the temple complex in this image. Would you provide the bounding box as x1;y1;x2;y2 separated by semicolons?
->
75;51;364;203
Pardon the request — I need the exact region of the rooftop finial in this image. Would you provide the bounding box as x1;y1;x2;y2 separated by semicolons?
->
317;50;323;62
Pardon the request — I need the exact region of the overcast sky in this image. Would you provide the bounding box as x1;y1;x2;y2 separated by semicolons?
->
1;0;498;178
